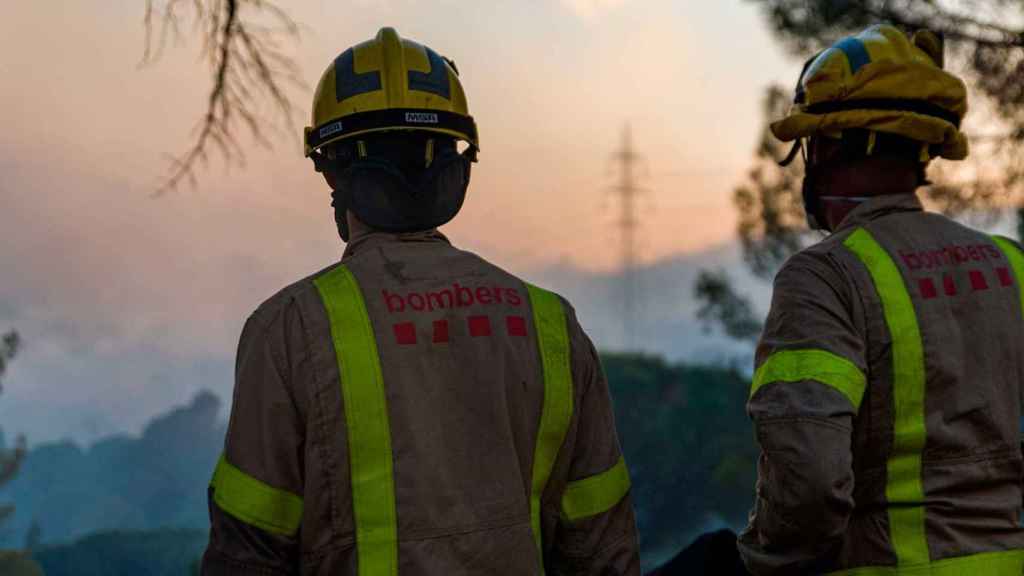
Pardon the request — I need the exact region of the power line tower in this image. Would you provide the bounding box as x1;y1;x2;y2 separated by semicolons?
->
609;123;645;351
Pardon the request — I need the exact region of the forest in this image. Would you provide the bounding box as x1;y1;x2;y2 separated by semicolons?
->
0;353;755;574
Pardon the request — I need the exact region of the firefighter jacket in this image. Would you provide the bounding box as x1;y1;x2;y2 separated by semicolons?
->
737;194;1024;574
201;230;640;576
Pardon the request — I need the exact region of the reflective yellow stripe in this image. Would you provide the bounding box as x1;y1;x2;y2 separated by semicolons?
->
210;454;303;536
751;349;867;410
561;456;631;521
526;284;574;567
992;236;1024;315
826;548;1024;575
314;265;397;576
844;228;929;566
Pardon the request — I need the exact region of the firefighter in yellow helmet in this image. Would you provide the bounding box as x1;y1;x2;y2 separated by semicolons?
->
201;28;640;575
736;24;1024;574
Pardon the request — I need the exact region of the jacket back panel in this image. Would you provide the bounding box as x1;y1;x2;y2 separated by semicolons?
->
840;209;1024;564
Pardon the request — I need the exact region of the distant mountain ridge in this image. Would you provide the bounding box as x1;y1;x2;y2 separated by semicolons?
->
528;241;769;363
0;391;224;546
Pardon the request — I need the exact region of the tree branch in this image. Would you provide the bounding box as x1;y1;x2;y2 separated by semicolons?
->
142;0;304;195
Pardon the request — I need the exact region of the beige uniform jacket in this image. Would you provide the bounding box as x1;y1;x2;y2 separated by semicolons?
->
201;230;640;576
738;195;1024;574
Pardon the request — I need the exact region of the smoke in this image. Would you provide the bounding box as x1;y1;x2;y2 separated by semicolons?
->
559;0;632;19
0;143;335;445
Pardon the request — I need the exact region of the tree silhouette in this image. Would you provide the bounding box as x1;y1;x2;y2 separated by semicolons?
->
141;0;304;194
0;331;25;528
751;0;1024;213
698;2;1024;340
23;520;41;552
695;269;765;343
0;551;43;576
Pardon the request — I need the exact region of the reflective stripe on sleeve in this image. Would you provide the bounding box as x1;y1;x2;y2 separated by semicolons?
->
526;284;574;566
210;454;304;536
825;548;1024;575
314;265;398;576
561;456;631;522
751;349;867;410
844;228;929;567
992;236;1024;315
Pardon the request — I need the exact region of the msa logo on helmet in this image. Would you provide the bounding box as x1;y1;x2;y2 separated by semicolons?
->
319;121;343;139
405;112;439;124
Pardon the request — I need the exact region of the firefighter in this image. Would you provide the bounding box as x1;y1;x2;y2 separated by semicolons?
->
200;28;639;575
737;24;1024;574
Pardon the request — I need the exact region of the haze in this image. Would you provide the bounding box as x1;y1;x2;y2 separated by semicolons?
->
0;1;792;444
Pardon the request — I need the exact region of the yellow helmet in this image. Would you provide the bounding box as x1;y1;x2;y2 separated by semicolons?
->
304;27;479;159
772;24;969;161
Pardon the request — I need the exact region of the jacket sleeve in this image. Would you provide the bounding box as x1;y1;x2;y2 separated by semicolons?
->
737;250;867;576
202;308;307;576
545;312;641;576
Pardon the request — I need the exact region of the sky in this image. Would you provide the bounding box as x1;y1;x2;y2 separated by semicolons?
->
0;0;795;444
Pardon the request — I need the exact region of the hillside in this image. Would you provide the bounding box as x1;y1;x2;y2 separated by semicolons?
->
1;392;223;546
2;354;757;571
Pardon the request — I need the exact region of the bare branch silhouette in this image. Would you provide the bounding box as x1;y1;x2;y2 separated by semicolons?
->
141;0;304;195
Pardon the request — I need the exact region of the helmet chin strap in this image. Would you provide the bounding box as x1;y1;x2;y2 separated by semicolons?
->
331;187;352;242
801;165;826;231
819;195;874;203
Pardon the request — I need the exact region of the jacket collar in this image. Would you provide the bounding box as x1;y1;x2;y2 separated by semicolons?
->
342;229;451;259
834;193;924;234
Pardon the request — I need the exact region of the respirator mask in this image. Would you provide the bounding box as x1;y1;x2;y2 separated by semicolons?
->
316;133;474;242
779;135;830;232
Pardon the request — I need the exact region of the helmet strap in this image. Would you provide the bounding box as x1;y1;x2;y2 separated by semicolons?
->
802;166;826;231
779;139;803;167
331;187;352;242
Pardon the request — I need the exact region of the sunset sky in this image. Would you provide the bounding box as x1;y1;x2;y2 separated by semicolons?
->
0;1;796;444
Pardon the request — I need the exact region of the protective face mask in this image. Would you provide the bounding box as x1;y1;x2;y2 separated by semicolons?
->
802;169;874;233
339;148;471;234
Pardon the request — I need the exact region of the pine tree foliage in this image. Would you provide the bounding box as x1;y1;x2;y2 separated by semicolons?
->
750;0;1024;215
734;86;811;280
695;270;765;342
0;330;24;526
699;1;1024;341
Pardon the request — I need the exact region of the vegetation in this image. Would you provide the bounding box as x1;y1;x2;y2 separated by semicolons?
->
0;550;43;576
604;353;756;565
1;354;754;571
140;0;302;193
0;330;24;528
32;528;207;576
698;0;1024;338
0;391;223;545
0;331;44;575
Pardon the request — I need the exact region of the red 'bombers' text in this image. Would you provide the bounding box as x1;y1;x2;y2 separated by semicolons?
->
383;284;523;313
900;243;1002;271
